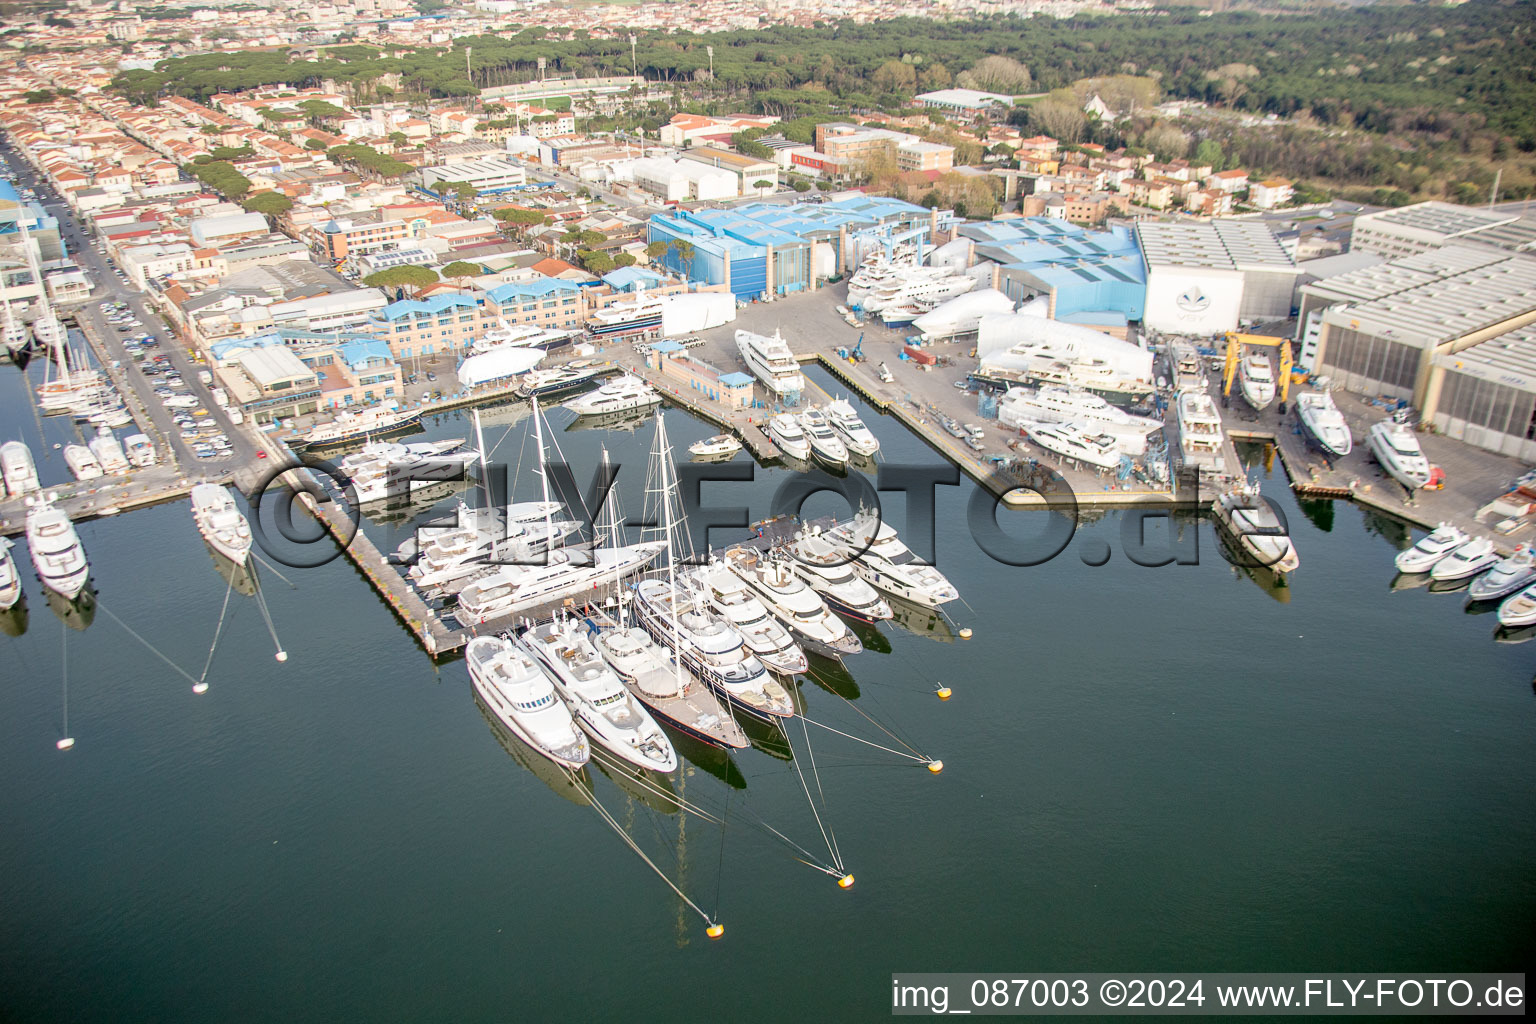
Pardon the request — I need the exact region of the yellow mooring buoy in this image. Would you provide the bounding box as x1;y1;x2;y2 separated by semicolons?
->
706;924;725;940
935;685;952;701
838;874;855;889
927;760;944;774
958;627;973;639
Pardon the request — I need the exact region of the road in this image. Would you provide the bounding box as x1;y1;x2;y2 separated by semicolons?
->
0;137;260;474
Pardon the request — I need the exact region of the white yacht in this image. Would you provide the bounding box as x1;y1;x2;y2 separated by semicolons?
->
1497;581;1536;627
1469;546;1536;602
783;526;892;623
452;541;661;625
1;440;41;497
1238;353;1276;411
26;495;89;599
1022;422;1123;472
998;386;1161;456
586;291;664;338
470;319;576;355
1394;524;1469;575
63;444;103;481
190;483;252;565
3;314;27;358
860;265;975;314
845;245;919;308
797;408;848;468
466;634;589;769
410;515;582;594
736;328;806;396
589;612;749;750
88;428;129;475
0;536;21;610
393;500;565;564
691;561;809;675
30;315;64;350
722;547;861;657
1176;390;1225;475
518;364;613;399
1368;418;1433;495
826;509;959;608
767;413;811;461
339;439;480;506
518;618;677;773
824;399;879;457
1430;536;1499;582
1295;391;1353;460
1211;485;1299;576
295;406;422;450
631;577;795;723
688;434;742;458
561;374;660;417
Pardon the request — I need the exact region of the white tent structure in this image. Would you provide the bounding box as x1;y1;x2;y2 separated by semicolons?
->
457;346;544;388
911;288;1015;340
660;292;736;336
977;314;1153;382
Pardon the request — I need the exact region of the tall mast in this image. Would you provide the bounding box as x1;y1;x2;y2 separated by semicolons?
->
532;394;554;562
650;412;687;696
471;406;490;510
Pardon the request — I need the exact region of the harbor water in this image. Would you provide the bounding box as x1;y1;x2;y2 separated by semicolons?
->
2;362;1533;1021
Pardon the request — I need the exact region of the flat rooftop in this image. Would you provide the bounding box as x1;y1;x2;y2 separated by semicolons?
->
1137;220;1298;273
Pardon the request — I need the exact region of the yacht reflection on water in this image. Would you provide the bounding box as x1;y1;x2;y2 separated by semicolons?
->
885;592;959;642
563;406;655;434
0;591;26;637
206;542;257;596
353;480;471;526
1213;527;1290;604
46;584;96;631
805;655;860;701
1390;571;1433;592
474;692;594;807
592;754;679;815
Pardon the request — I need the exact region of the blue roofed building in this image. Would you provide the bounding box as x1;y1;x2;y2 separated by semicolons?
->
958;218;1147;322
207;327;406;418
367;292;484;359
646;196;946;299
602;266;665;293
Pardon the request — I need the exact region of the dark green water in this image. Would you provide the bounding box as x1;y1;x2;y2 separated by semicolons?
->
2;362;1533;1022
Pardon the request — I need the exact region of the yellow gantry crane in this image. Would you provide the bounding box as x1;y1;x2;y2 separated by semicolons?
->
1222;331;1295;412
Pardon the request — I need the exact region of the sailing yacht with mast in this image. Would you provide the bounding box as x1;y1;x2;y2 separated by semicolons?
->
518;616;677;773
585;448;749;750
451;398;664;626
26;494;90;599
629;413;795;723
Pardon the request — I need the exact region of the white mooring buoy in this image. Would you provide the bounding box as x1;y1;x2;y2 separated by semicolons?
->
56;737;75;751
275;651;288;663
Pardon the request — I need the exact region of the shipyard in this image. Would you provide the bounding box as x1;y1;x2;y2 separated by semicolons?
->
0;10;1533;1019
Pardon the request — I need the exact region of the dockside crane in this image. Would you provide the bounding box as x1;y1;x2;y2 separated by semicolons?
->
1222;332;1295;413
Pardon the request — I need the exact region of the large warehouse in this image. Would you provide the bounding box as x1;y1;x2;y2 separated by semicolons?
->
1295;245;1536;456
957;219;1146;322
1349;201;1536;260
1136;220;1300;334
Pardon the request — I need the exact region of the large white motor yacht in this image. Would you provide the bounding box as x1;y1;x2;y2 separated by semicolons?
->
562;374;661;417
26;495;90;599
1238;353;1276;411
690;562;808;675
735;328;806;396
825;509;959;608
519;617;676;773
190;483;253;564
631;577;795;723
767;413;811;461
722;547;861;657
1367;418;1433;495
1295;391;1352;460
1;440;41;497
1394;524;1470;575
823;399;879;457
466;634;589;769
782;527;892;622
797;408;848;468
